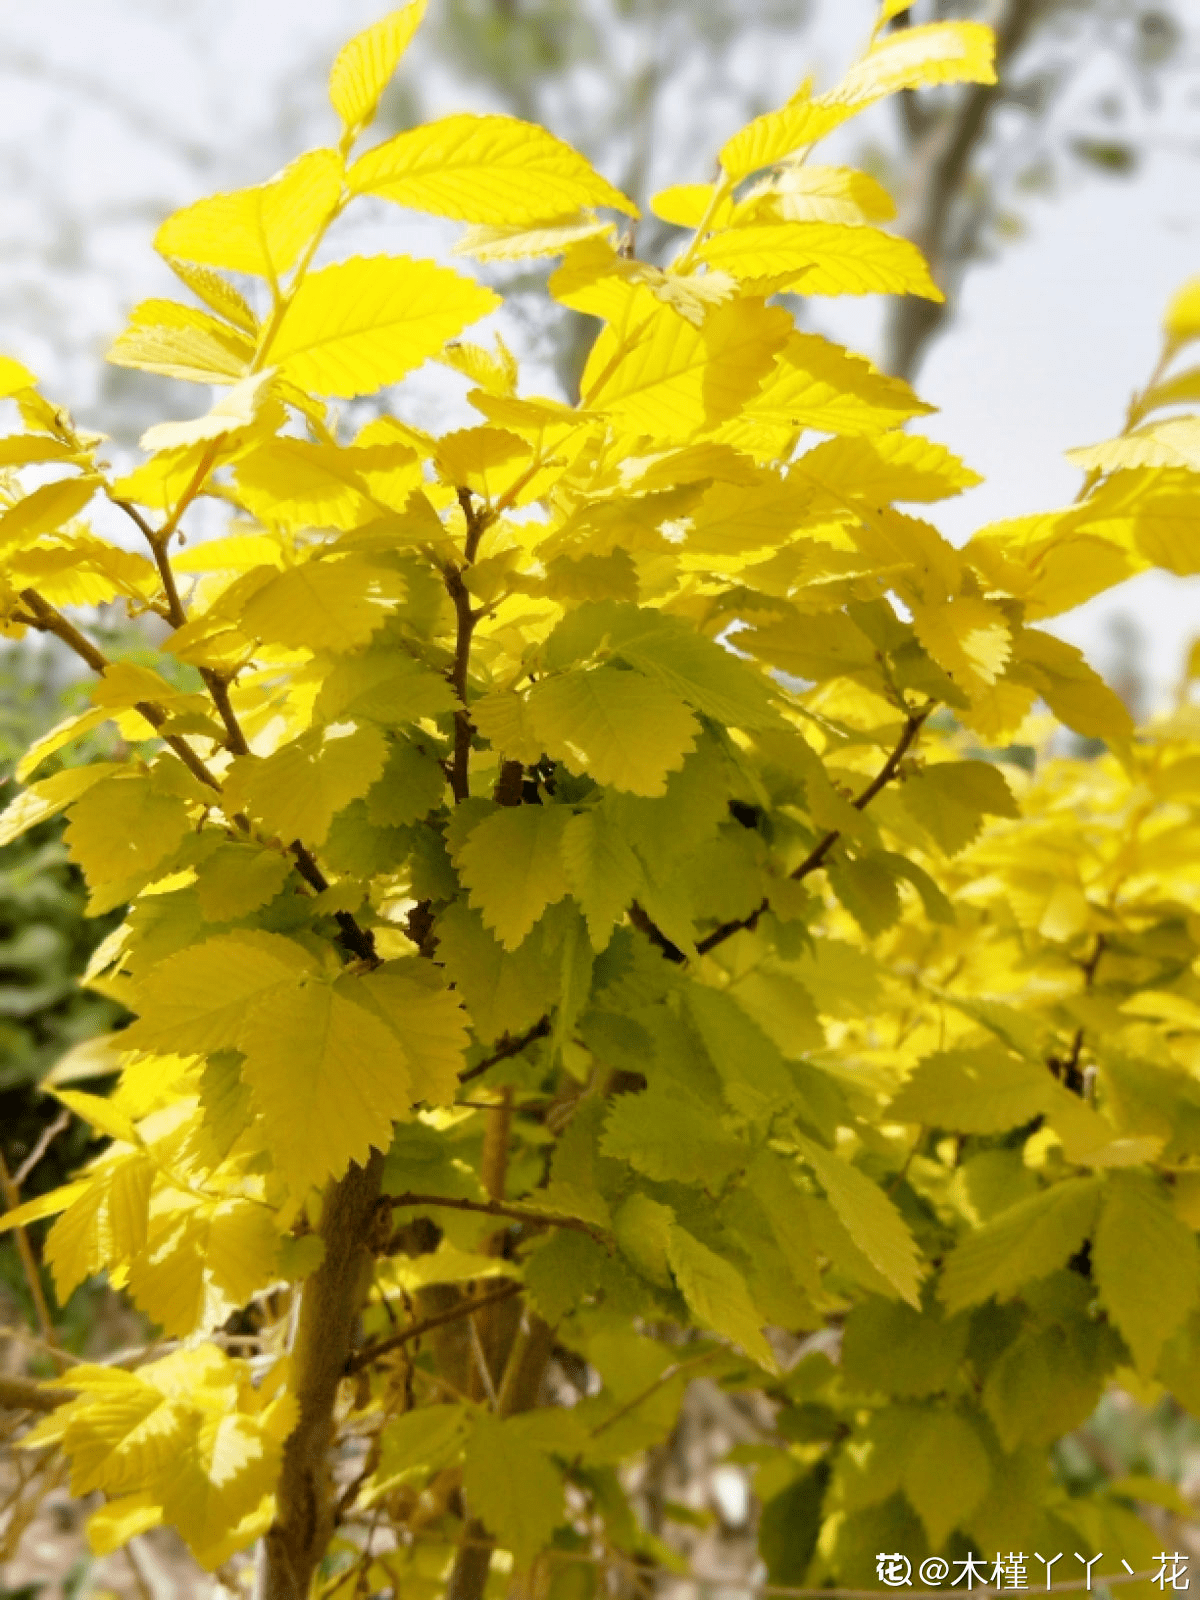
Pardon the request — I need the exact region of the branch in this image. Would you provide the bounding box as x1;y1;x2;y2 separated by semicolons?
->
345;1280;521;1376
0;1374;73;1414
265;1153;384;1600
884;0;1043;379
696;705;932;955
0;1148;65;1367
446;488;493;804
383;1191;605;1242
458;1018;551;1085
14;588;379;967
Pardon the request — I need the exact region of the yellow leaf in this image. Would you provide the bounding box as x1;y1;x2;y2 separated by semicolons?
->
0;762;121;847
739;164;897;227
139;371;275;453
454;212;614;262
240;557;406;651
1066;417;1200;474
0;475;101;548
720;98;852;181
651;184;735;229
226;723;388;846
240;981;412;1193
329;1;427;131
746;330;931;435
797;431;981;504
119;931;319;1056
580;291;791;440
472;688;546;764
86;1492;164;1556
163;258;258;334
64;774;193;888
828;21;996;109
154;149;344;282
1165;276;1200;351
346;968;468;1104
0;1180;92;1235
527;666;698;796
15;706;123;783
435;426;534;498
699;221;942;301
0;354;37;396
107;299;254;385
52;1090;139;1147
269;255;499;397
909;594;1012;688
349;112;637;225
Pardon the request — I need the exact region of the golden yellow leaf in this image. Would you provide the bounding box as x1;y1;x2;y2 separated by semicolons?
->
349;113;637;225
700;222;942;301
108;300;254;385
154;149;344;282
269;255;500;397
329;2;428;131
580;291;791;439
720;98;851;181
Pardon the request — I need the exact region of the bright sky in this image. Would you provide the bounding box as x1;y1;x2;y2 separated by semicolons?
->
0;2;1197;704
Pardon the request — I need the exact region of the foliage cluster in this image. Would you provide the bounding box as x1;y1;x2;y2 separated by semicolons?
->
2;5;1200;1597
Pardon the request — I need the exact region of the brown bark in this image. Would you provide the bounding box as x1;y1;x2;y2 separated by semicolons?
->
258;1151;384;1600
883;0;1045;381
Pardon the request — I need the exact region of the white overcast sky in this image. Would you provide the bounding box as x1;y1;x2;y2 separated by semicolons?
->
0;1;1197;705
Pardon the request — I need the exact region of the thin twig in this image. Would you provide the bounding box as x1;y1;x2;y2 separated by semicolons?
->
458;1017;551;1084
12;1108;70;1189
347;1281;522;1376
0;1150;65;1368
589;1349;719;1440
446;487;493;803
696;704;933;955
383;1190;604;1241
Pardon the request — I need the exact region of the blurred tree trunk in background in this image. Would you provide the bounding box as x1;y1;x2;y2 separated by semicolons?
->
882;0;1187;380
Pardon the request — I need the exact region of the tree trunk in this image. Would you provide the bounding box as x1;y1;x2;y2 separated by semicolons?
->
257;1151;384;1600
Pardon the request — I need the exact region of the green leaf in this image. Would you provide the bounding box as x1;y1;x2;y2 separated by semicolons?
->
561;807;643;951
887;1047;1055;1134
457;804;572;950
195;844;293;922
364;735;447;827
903;1410;990;1549
545;601;780;728
602;1085;746;1187
666;1224;776;1371
527;666;699;796
347;968;468;1107
939;1178;1103;1314
840;1296;968;1398
434;901;562;1042
795;1136;922;1306
1092;1171;1200;1376
684;985;794;1120
462;1413;564;1569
